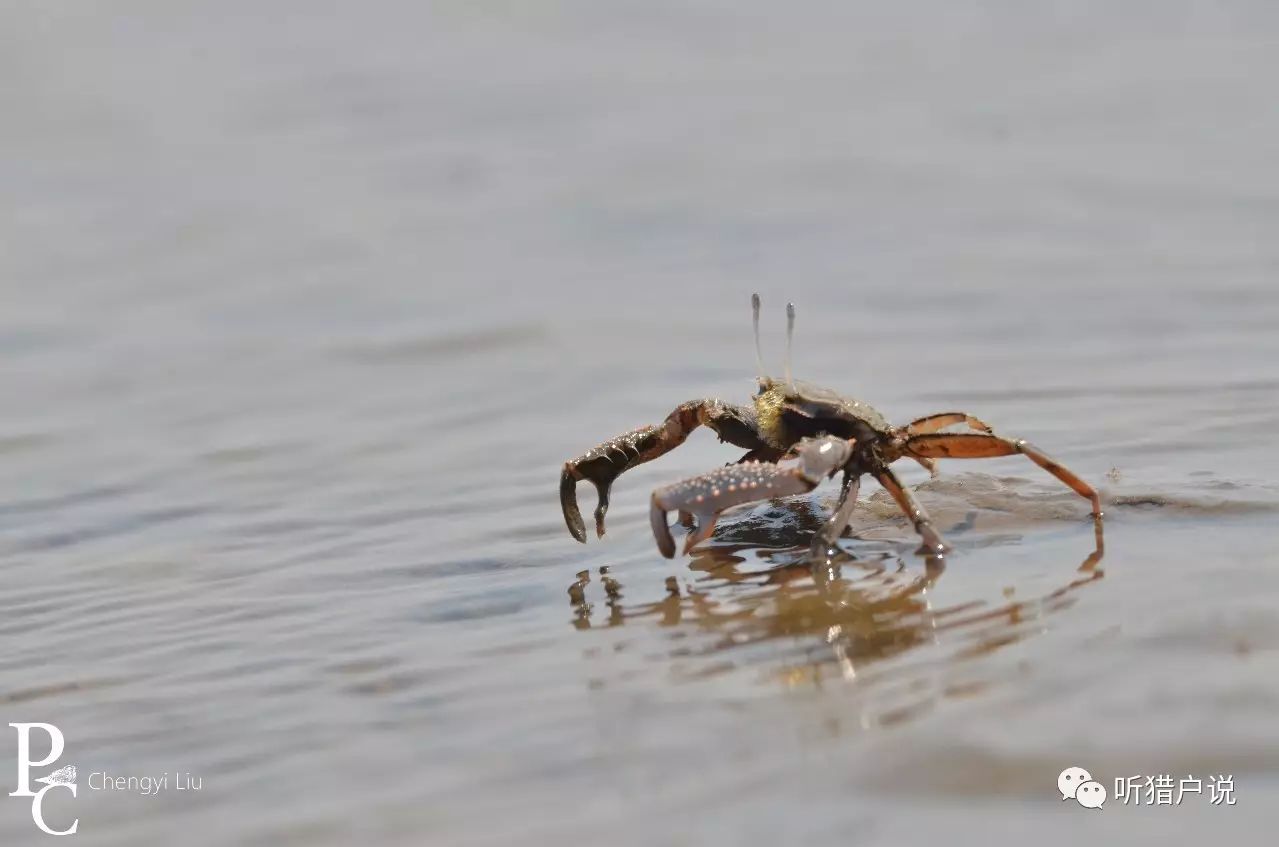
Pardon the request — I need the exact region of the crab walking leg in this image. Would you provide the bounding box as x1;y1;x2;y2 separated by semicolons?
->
905;433;1103;518
904;412;993;435
810;471;863;555
872;466;951;556
905;413;990;478
649;436;853;558
560;399;767;542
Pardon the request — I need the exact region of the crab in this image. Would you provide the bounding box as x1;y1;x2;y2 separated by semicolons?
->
559;294;1103;559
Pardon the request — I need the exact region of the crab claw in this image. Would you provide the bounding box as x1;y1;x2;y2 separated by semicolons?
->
649;436;853;557
560;424;667;542
561;460;614;542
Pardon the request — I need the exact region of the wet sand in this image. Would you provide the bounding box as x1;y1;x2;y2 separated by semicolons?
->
2;2;1278;844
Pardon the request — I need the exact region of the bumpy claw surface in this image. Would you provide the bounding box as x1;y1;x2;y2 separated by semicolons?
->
649;436;853;557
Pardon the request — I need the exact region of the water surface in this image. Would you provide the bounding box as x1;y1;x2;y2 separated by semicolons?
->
2;2;1278;844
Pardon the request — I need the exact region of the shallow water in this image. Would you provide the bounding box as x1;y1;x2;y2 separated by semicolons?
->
3;2;1279;844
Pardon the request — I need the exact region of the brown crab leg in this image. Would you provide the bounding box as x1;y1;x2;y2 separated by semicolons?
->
649;436;853;557
903;413;992;478
560;399;767;542
905;412;993;435
904;432;1103;518
872;466;951;556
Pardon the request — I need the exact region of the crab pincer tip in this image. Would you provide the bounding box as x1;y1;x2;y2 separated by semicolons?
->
560;465;589;543
649;496;676;559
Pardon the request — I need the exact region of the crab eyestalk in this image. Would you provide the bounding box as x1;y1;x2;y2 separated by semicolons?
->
785;301;796;390
752;292;766;380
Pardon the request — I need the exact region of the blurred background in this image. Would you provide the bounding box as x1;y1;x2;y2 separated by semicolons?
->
2;1;1278;844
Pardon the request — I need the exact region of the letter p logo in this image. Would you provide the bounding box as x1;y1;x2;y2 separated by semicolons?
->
10;722;65;798
9;723;78;835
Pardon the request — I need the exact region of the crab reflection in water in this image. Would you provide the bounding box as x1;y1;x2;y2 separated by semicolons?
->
568;500;1104;696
